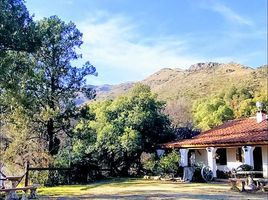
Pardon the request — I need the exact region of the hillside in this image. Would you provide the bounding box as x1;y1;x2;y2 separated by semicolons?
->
95;82;134;100
94;62;267;102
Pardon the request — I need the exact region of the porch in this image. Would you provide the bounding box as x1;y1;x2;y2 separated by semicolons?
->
179;145;268;178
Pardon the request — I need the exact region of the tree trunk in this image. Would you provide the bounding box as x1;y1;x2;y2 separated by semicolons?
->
47;119;59;156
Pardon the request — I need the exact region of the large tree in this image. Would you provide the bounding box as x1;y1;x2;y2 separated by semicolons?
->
72;84;173;176
1;15;97;168
0;0;39;52
0;0;41;168
28;16;97;156
0;0;40;110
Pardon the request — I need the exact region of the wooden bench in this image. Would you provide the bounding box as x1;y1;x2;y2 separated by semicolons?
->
254;178;268;192
0;185;38;200
229;178;268;192
229;178;247;192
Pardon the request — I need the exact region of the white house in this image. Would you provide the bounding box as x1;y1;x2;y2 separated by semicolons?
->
161;110;268;178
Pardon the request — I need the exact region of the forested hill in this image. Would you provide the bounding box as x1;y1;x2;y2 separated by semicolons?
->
94;62;267;102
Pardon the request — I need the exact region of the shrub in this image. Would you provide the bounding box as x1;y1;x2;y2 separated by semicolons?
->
29;171;49;185
192;163;204;182
141;153;158;175
158;150;180;176
142;150;180;177
216;170;230;179
236;164;253;171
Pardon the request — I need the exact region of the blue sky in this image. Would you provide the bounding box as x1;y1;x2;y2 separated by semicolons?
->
25;0;267;85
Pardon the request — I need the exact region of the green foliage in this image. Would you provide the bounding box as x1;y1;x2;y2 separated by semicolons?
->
1;106;52;168
141;152;159;175
29;171;49;185
222;84;268;119
193;84;267;130
0;0;40;52
0;9;97;185
193;97;234;130
143;158;158;174
158;150;180;175
72;84;173;176
28;16;97;155
224;86;263;118
142;150;180;176
1;15;97;167
97;64;267;131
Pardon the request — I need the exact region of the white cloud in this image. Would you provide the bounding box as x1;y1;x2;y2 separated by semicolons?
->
77;13;205;84
204;0;254;26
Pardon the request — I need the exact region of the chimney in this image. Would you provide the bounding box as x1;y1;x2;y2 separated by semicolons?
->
256;102;267;123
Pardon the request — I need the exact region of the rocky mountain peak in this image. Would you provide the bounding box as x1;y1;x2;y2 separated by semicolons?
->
188;62;221;72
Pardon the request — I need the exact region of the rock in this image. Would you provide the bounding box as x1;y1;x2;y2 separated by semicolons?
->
152;176;161;180
188;62;221;72
143;175;150;179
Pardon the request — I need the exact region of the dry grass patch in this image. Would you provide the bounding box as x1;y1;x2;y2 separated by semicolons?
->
38;178;267;200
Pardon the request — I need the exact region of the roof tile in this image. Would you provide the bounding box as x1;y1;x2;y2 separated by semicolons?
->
161;117;268;148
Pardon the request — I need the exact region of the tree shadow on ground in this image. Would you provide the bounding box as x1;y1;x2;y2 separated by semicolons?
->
40;190;267;200
80;178;163;190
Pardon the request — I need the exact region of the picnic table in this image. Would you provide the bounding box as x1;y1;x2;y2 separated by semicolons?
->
5;176;23;188
0;174;38;199
236;170;263;176
230;171;264;191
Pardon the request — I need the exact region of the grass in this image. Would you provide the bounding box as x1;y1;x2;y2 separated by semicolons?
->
36;178;267;200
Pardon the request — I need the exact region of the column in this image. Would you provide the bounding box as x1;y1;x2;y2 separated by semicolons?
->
206;147;217;177
262;145;268;178
179;149;189;167
242;146;255;167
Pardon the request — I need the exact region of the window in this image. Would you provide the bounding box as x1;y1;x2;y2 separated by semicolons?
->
216;148;227;165
236;148;243;162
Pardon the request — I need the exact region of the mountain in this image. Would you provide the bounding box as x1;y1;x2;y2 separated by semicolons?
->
94;82;134;100
94;62;267;103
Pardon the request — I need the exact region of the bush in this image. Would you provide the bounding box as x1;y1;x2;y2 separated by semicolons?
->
141;153;159;175
29;171;49;185
142;150;180;177
216;170;230;179
236;164;253;171
159;150;180;175
192;163;204;182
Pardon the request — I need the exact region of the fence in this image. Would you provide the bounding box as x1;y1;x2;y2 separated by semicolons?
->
24;162;110;186
25;162;72;186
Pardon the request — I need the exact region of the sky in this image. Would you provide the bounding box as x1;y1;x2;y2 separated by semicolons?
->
25;0;267;85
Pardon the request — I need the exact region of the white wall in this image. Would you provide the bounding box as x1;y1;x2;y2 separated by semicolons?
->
217;146;268;178
215;148;243;172
261;145;268;178
188;145;268;178
194;148;241;171
225;148;243;171
194;149;208;165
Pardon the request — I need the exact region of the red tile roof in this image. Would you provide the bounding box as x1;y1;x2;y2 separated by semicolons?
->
161;117;268;148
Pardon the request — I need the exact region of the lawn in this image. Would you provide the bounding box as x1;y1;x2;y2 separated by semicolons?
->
37;178;267;200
